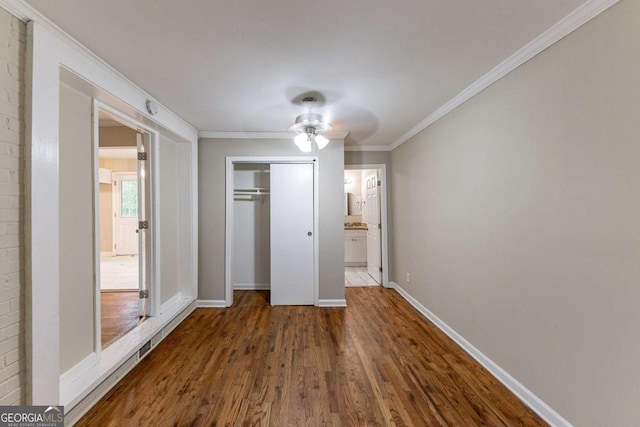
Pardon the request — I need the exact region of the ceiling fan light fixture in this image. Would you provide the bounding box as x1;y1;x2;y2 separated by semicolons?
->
298;138;312;153
314;134;329;150
294;133;309;147
289;97;332;152
289;113;332;135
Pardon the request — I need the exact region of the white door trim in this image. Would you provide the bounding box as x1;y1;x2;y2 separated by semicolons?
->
92;99;162;360
225;156;320;307
344;164;390;288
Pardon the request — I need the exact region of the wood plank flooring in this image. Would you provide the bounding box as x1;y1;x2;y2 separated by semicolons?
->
101;291;141;348
80;288;546;426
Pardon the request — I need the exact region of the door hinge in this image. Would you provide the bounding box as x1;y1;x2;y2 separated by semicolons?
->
379;266;383;273
378;223;382;229
138;152;148;161
139;289;149;299
378;180;381;186
139;220;149;230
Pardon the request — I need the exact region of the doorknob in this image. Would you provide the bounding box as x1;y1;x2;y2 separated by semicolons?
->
307;231;312;236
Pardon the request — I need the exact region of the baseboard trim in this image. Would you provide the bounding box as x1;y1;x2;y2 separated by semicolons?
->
233;283;270;290
160;292;182;314
393;284;572;427
59;352;97;391
317;299;347;307
197;299;227;308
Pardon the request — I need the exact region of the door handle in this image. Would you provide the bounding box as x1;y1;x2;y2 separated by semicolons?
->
307;231;312;236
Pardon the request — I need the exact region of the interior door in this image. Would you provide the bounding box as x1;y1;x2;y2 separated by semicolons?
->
366;174;382;284
270;163;315;305
113;173;139;255
137;133;151;317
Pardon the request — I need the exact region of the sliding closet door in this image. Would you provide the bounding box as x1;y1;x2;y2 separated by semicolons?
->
270;163;314;305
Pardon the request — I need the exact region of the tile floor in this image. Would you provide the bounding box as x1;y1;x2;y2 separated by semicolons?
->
100;254;139;291
345;266;380;287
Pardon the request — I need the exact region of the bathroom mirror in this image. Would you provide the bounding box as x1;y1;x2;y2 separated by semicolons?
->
346;193;362;216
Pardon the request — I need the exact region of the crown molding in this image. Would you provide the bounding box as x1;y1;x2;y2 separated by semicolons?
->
199;131;350;140
4;0;618;150
0;0;198;140
389;0;620;151
344;145;392;152
0;0;30;20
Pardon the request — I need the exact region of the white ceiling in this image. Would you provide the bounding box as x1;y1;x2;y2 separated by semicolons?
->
26;0;585;147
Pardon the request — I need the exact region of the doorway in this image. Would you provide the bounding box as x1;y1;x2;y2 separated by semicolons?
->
344;164;390;287
225;157;320;307
95;106;152;349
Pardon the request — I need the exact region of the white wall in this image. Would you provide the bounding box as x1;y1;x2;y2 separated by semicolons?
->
158;134;193;303
58;83;94;373
232;164;270;288
0;6;25;404
21;6;198;404
390;1;640;425
198;137;345;302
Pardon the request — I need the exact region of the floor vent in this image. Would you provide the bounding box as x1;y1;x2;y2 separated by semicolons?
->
139;340;152;358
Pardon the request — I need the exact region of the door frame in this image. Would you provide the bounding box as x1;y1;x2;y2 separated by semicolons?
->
225;156;320;307
92;99;161;355
344;164;390;288
112;171;139;255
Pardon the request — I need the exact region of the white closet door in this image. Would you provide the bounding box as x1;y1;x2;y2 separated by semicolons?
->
270;163;314;305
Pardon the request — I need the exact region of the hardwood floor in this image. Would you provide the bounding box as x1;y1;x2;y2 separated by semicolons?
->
101;291;141;348
80;288;546;426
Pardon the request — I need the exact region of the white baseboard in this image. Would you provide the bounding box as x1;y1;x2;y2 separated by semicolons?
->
60;352;97;390
197;299;227;308
233;283;270;290
393;284;572;427
317;299;347;307
160;292;182;314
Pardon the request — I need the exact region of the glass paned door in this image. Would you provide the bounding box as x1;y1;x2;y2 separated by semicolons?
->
120;180;138;217
113;173;139;255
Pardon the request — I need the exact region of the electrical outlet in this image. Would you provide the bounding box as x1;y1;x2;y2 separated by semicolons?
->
406;272;411;283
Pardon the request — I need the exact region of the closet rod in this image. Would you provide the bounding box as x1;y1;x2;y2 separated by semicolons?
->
234;188;270;196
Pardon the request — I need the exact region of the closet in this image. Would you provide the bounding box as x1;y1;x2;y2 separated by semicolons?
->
232;164;271;290
231;161;315;306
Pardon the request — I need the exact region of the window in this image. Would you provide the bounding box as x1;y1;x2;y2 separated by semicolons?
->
120;180;138;217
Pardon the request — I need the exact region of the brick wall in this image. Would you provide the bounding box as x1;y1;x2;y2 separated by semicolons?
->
0;7;25;405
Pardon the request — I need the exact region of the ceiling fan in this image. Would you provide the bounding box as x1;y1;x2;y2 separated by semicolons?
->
289;97;332;152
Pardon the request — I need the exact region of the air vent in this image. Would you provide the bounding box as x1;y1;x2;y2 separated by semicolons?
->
139;340;152;358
